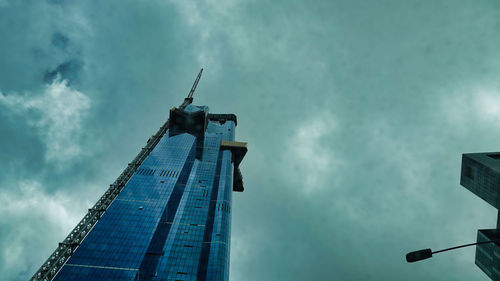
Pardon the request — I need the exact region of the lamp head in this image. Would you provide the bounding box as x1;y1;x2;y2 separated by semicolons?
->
406;249;432;263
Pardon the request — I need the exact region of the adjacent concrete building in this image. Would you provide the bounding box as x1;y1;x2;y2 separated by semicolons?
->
461;152;500;281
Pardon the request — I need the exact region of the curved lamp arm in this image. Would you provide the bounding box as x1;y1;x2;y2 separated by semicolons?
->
406;239;500;263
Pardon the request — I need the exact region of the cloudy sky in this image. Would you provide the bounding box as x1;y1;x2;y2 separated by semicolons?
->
1;0;500;280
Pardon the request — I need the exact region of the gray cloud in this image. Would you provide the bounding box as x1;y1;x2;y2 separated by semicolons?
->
51;32;69;50
44;60;83;84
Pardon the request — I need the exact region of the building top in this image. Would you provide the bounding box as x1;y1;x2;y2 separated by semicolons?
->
184;104;209;113
463;152;500;174
461;152;500;209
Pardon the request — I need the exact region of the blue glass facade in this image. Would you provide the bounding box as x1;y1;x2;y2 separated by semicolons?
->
52;104;244;281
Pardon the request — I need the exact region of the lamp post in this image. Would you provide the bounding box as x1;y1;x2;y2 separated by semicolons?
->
406;239;500;263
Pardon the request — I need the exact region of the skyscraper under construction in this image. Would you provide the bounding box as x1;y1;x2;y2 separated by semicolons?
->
31;69;247;281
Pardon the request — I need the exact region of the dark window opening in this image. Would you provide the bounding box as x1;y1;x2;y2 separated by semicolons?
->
465;166;474;179
488;154;500;160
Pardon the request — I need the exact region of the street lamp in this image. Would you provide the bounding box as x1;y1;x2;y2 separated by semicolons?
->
406;239;500;263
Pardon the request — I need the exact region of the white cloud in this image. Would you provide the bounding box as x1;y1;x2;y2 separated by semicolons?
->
0;78;91;165
168;0;240;71
284;111;336;194
441;86;500;131
0;180;81;277
473;90;500;123
0;181;78;231
168;0;203;27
